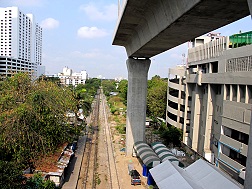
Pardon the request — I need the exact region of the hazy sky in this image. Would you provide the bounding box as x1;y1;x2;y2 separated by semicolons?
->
1;0;252;79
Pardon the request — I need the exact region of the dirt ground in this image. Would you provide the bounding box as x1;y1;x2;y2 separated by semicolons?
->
95;97;147;189
112;129;148;189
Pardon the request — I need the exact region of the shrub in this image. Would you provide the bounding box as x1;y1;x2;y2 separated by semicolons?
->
115;124;126;134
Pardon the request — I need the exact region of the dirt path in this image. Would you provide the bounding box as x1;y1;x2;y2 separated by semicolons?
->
96;92;146;189
78;91;148;189
96;94;120;189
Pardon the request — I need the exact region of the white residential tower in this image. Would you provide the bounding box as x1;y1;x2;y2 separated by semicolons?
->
0;7;43;78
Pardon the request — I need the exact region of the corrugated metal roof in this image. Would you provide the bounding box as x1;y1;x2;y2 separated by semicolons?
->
133;141;160;168
151;142;180;163
150;159;242;189
156;149;173;155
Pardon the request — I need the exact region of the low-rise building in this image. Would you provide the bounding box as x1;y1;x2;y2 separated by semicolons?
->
58;67;88;86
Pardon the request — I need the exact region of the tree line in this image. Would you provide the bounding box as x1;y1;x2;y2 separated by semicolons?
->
113;75;167;119
0;73;100;188
104;75;182;146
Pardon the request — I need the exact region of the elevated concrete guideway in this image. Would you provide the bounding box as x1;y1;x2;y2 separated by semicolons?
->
113;0;250;58
112;1;252;187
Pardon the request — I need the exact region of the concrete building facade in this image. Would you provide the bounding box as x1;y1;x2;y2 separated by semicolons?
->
167;66;190;144
167;32;252;184
0;7;42;78
58;67;88;87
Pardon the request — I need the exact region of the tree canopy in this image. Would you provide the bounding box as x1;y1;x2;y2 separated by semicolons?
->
73;78;101;116
117;79;128;105
147;75;167;118
101;79;117;96
116;76;167;118
0;73;81;188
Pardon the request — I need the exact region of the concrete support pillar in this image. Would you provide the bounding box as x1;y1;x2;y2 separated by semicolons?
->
245;105;252;189
190;84;202;151
125;58;151;156
247;0;252;12
245;85;249;104
245;1;252;188
237;85;240;102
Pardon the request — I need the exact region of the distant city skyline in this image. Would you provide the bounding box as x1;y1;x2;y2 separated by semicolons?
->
1;0;252;79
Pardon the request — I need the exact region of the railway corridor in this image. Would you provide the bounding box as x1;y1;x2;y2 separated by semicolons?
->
77;90;120;189
97;93;120;189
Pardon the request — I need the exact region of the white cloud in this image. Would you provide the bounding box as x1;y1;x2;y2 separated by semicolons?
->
80;3;117;21
40;18;59;30
1;0;45;7
77;27;108;39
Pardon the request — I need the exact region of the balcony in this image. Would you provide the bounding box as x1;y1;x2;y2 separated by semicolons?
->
186;74;197;83
220;134;248;157
219;153;245;173
167;116;178;128
167;105;185;118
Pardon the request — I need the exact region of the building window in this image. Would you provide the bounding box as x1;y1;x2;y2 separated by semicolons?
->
240;85;246;103
211;61;218;73
248;85;252;104
232;85;237;101
225;85;230;100
217;85;221;95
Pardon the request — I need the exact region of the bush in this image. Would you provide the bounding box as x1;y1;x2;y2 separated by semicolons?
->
110;106;117;114
0;161;25;189
25;173;56;189
160;125;182;147
115;124;126;134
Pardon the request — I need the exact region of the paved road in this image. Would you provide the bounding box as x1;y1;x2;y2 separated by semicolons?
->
62;135;87;189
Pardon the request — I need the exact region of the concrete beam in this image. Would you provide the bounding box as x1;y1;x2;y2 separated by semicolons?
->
113;0;249;58
125;58;150;156
244;1;252;188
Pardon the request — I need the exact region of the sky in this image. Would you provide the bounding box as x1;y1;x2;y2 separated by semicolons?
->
1;0;252;79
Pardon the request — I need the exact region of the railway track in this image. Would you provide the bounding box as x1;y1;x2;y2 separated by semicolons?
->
77;91;100;189
99;93;120;189
77;88;120;189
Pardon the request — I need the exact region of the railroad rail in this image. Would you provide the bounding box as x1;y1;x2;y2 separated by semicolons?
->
77;90;100;189
77;88;120;189
100;92;121;189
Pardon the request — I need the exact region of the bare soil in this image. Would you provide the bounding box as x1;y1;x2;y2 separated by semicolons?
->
95;97;147;189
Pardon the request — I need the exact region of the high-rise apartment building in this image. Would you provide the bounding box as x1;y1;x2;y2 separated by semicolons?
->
166;31;252;184
0;7;42;78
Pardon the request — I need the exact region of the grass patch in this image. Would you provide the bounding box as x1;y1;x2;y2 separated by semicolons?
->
115;124;126;134
95;173;101;185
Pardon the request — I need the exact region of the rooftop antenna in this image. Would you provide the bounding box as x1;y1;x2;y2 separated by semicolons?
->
182;53;185;66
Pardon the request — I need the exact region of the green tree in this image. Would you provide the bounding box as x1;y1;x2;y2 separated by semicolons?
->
117;79;128;105
0;161;25;189
25;173;56;189
147;75;167;118
0;73;80;176
84;78;101;97
160;124;182;147
73;84;92;116
38;75;61;86
101;79;117;96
